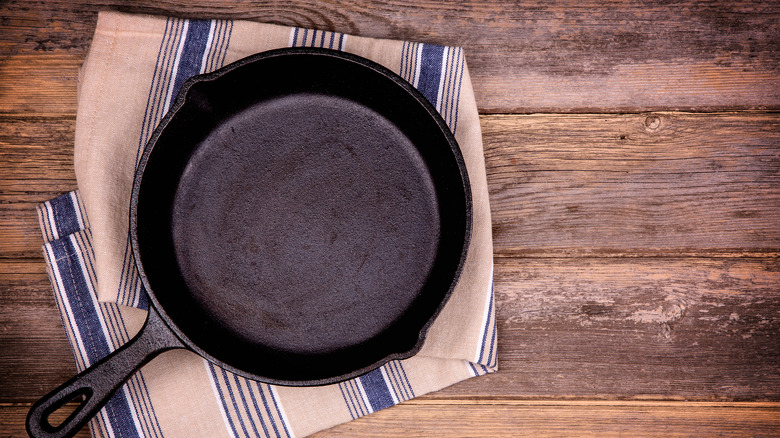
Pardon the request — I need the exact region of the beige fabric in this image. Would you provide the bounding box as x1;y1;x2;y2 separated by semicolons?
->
59;11;496;437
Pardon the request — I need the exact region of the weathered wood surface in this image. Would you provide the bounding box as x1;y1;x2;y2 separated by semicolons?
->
3;256;779;401
2;0;779;436
484;113;780;256
3;114;779;259
2;0;779;114
312;400;780;437
2;404;95;438
3;401;780;438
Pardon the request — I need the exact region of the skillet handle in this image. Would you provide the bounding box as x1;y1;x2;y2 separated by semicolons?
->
26;306;183;438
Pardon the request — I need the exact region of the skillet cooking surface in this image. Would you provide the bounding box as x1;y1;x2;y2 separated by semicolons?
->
173;93;439;354
134;48;471;384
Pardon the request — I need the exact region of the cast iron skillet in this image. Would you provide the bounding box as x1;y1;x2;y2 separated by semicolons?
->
27;47;471;438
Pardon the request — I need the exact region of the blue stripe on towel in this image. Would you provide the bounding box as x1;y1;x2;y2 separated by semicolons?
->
207;364;241;438
476;281;494;365
50;238;111;364
47;231;141;437
397;361;415;398
233;374;264;438
245;381;272;438
387;361;412;401
171;19;213;98
256;383;283;438
346;380;367;416
292;27;299;47
338;383;356;420
50;193;82;238
136;17;174;165
267;386;291;438
136;284;149;310
222;368;252;438
415;44;445;106
359;369;394;412
451;47;465;133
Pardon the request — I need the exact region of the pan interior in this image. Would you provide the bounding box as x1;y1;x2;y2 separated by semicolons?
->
171;93;440;356
134;50;470;384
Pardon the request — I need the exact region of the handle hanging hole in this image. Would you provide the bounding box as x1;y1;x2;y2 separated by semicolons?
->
41;388;92;433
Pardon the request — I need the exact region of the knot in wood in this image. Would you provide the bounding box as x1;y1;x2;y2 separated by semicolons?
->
644;115;662;131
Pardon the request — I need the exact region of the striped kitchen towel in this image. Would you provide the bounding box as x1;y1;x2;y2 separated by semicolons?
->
37;10;495;438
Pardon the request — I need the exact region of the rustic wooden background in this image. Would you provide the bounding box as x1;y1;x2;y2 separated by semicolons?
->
2;0;779;436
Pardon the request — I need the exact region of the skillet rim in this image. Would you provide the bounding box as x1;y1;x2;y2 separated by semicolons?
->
130;46;473;386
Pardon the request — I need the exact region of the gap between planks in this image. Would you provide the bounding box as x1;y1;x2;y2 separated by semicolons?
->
3;399;780;409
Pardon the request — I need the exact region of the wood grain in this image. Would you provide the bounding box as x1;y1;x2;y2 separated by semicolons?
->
2;0;779;436
1;0;779;113
452;257;780;399
3;113;778;259
3;401;780;438
1;404;91;438
310;400;780;437
0;260;78;400
0;55;80;117
4;256;777;401
483;112;780;256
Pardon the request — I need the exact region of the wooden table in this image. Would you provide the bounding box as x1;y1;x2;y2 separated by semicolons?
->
2;1;779;436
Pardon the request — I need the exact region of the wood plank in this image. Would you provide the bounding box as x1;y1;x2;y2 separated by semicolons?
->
0;116;74;174
442;257;780;399
1;0;779;113
0;260;79;400
0;115;76;259
3;113;778;259
0;55;80;117
484;112;780;256
3;257;778;402
3;401;779;437
313;400;780;437
1;404;91;438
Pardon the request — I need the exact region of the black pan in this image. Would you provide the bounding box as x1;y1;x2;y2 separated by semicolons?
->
27;47;471;438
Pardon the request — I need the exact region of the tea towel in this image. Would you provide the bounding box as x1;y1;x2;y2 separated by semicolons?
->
37;10;496;438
